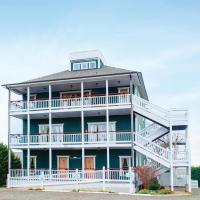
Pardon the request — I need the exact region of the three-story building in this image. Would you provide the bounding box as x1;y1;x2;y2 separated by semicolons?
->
3;50;191;192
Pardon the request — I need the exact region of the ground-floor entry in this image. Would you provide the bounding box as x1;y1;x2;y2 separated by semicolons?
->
23;149;134;170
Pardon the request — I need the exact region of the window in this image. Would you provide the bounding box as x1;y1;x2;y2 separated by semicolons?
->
73;61;97;71
118;87;130;94
89;61;96;69
39;124;49;134
39;124;63;134
52;124;64;134
73;63;81;70
81;62;88;69
88;122;116;133
119;156;131;170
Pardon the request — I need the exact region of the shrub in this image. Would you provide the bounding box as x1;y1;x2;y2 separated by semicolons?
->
157;189;171;194
135;166;158;189
149;181;160;190
0;143;21;186
138;189;150;194
191;166;200;187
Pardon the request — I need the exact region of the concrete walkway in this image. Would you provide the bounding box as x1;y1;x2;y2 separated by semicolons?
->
0;188;199;200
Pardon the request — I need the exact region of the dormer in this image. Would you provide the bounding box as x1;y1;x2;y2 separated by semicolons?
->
69;50;107;71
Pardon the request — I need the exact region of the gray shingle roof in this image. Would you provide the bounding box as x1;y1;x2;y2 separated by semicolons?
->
22;65;135;84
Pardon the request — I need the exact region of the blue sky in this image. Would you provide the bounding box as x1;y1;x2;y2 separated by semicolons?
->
0;0;200;165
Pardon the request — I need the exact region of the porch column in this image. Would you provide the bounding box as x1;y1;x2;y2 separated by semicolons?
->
81;81;85;172
49;85;52;173
130;74;135;168
169;123;174;191
27;86;30;176
106;79;110;170
8;89;11;175
186;126;191;192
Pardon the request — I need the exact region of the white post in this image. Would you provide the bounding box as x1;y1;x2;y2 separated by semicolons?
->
75;168;79;191
7;174;10;188
7;89;11;188
40;171;44;189
130;75;135;168
129;166;134;194
102;166;105;191
186;125;191;192
27;87;30;177
49;85;52;176
81;81;85;176
169;123;174;191
106;80;110;176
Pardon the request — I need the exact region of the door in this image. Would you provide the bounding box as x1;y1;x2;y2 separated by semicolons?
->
58;157;68;170
119;156;131;176
85;156;95;170
84;156;95;179
58;156;69;177
61;93;72;107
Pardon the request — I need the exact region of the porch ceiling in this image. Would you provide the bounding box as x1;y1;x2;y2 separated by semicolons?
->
11;108;131;120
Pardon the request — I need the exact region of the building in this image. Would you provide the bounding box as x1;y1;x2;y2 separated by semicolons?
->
3;50;191;192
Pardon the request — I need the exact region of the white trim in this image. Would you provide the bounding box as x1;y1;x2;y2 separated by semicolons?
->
38;124;64;134
119;156;131;169
60;90;91;99
30;156;37;169
87;121;116;125
72;61;97;71
84;155;96;169
57;156;69;170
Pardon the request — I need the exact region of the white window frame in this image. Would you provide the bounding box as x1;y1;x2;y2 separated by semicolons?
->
119;156;131;170
30;156;37;169
87;121;116;132
57;156;69;170
88;61;96;69
73;63;81;70
118;87;130;94
81;62;89;70
73;61;97;71
84;155;96;170
39;124;64;134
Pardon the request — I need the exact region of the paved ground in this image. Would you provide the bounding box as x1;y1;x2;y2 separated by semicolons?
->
0;188;199;200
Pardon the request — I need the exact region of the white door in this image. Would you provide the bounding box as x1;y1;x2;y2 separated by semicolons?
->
88;123;98;142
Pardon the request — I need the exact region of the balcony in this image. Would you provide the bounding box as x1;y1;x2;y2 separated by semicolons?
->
10;131;132;147
10;94;131;113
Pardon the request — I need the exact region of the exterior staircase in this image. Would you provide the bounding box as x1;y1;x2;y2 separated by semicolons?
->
132;95;188;170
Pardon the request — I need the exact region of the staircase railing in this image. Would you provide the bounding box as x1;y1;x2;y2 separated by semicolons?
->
132;95;170;122
134;132;171;161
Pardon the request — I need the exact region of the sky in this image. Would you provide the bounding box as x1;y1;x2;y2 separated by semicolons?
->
0;0;199;165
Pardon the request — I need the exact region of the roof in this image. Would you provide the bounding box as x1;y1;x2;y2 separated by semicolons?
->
18;66;135;84
69;49;107;65
2;65;148;100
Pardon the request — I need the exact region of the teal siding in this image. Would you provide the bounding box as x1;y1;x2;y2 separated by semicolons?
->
23;115;133;134
23;149;132;170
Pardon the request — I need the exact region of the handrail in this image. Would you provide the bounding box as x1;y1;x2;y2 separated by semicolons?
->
134;132;171;161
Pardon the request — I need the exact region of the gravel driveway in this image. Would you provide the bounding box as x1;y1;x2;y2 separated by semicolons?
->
0;188;199;200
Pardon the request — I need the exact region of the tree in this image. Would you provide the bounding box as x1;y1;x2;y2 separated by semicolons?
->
135;166;158;189
0;143;21;186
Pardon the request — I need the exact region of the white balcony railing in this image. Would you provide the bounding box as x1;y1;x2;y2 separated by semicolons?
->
10;132;132;146
10;94;131;112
